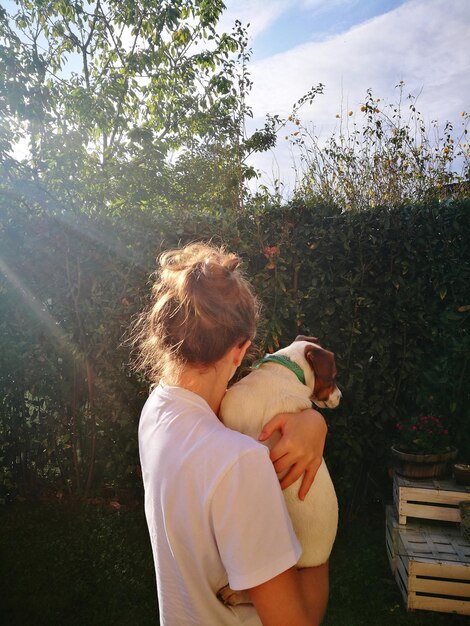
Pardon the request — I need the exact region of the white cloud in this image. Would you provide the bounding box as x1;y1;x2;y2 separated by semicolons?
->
300;0;357;13
244;0;470;192
220;0;291;40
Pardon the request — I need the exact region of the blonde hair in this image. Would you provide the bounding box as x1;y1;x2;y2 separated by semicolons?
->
131;242;259;382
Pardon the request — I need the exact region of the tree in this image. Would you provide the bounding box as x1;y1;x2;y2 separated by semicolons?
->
0;0;254;499
2;1;257;208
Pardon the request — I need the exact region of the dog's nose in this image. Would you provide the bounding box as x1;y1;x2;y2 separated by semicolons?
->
326;388;342;408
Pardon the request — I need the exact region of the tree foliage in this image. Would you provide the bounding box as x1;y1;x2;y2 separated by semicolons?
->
0;0;256;216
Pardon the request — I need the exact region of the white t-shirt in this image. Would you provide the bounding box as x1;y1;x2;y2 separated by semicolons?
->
139;383;301;626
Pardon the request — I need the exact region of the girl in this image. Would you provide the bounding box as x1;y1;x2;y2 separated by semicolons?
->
134;243;328;625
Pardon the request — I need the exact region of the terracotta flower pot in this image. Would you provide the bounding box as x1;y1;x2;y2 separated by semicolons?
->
454;463;470;485
391;445;458;479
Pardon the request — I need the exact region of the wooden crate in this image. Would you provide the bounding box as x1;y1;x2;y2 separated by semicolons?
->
393;521;470;615
386;505;397;573
394;473;470;525
386;505;430;573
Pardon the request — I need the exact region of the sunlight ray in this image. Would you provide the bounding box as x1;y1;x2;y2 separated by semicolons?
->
7;177;152;273
0;256;83;362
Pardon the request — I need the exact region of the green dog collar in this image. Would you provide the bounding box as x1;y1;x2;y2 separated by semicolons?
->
251;354;306;386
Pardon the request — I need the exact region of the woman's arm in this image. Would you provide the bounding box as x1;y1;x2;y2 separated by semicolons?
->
248;566;320;626
259;409;327;500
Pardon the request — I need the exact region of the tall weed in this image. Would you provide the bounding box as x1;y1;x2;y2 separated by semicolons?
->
287;84;469;210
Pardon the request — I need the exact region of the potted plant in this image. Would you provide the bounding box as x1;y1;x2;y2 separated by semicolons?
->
391;415;458;479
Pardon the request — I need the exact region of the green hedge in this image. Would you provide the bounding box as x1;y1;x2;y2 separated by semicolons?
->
242;200;470;512
1;198;469;510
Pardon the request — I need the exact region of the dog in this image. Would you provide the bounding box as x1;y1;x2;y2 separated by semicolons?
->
217;336;341;605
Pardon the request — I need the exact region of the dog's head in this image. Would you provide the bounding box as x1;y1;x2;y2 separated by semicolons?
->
276;335;342;409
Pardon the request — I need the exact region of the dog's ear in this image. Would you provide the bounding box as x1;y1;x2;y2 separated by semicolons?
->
305;345;337;400
304;345;335;379
295;334;320;345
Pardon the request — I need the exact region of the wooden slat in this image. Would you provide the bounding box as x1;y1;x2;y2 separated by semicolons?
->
400;502;460;523
455;541;470;562
404;543;460;562
410;577;470;597
412;559;470;579
394;556;410;607
386;521;396;574
386;505;398;573
386;542;396;573
409;595;470;615
401;485;468;506
396;475;470;494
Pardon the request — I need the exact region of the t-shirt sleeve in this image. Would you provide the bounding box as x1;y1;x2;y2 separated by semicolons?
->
209;445;302;591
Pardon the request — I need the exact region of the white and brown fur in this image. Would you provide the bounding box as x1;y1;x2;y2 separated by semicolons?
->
217;336;341;603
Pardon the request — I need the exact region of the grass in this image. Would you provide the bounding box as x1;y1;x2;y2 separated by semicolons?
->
0;502;157;626
0;501;468;625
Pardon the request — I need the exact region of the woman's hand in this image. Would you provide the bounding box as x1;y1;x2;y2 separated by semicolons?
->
259;409;327;501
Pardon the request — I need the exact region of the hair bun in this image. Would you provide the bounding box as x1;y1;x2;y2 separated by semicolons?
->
131;242;259;383
224;256;240;273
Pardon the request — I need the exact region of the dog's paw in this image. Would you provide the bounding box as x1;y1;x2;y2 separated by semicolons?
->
216;584;251;606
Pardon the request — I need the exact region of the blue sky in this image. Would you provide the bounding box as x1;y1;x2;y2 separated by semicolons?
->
249;0;407;60
220;0;470;193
